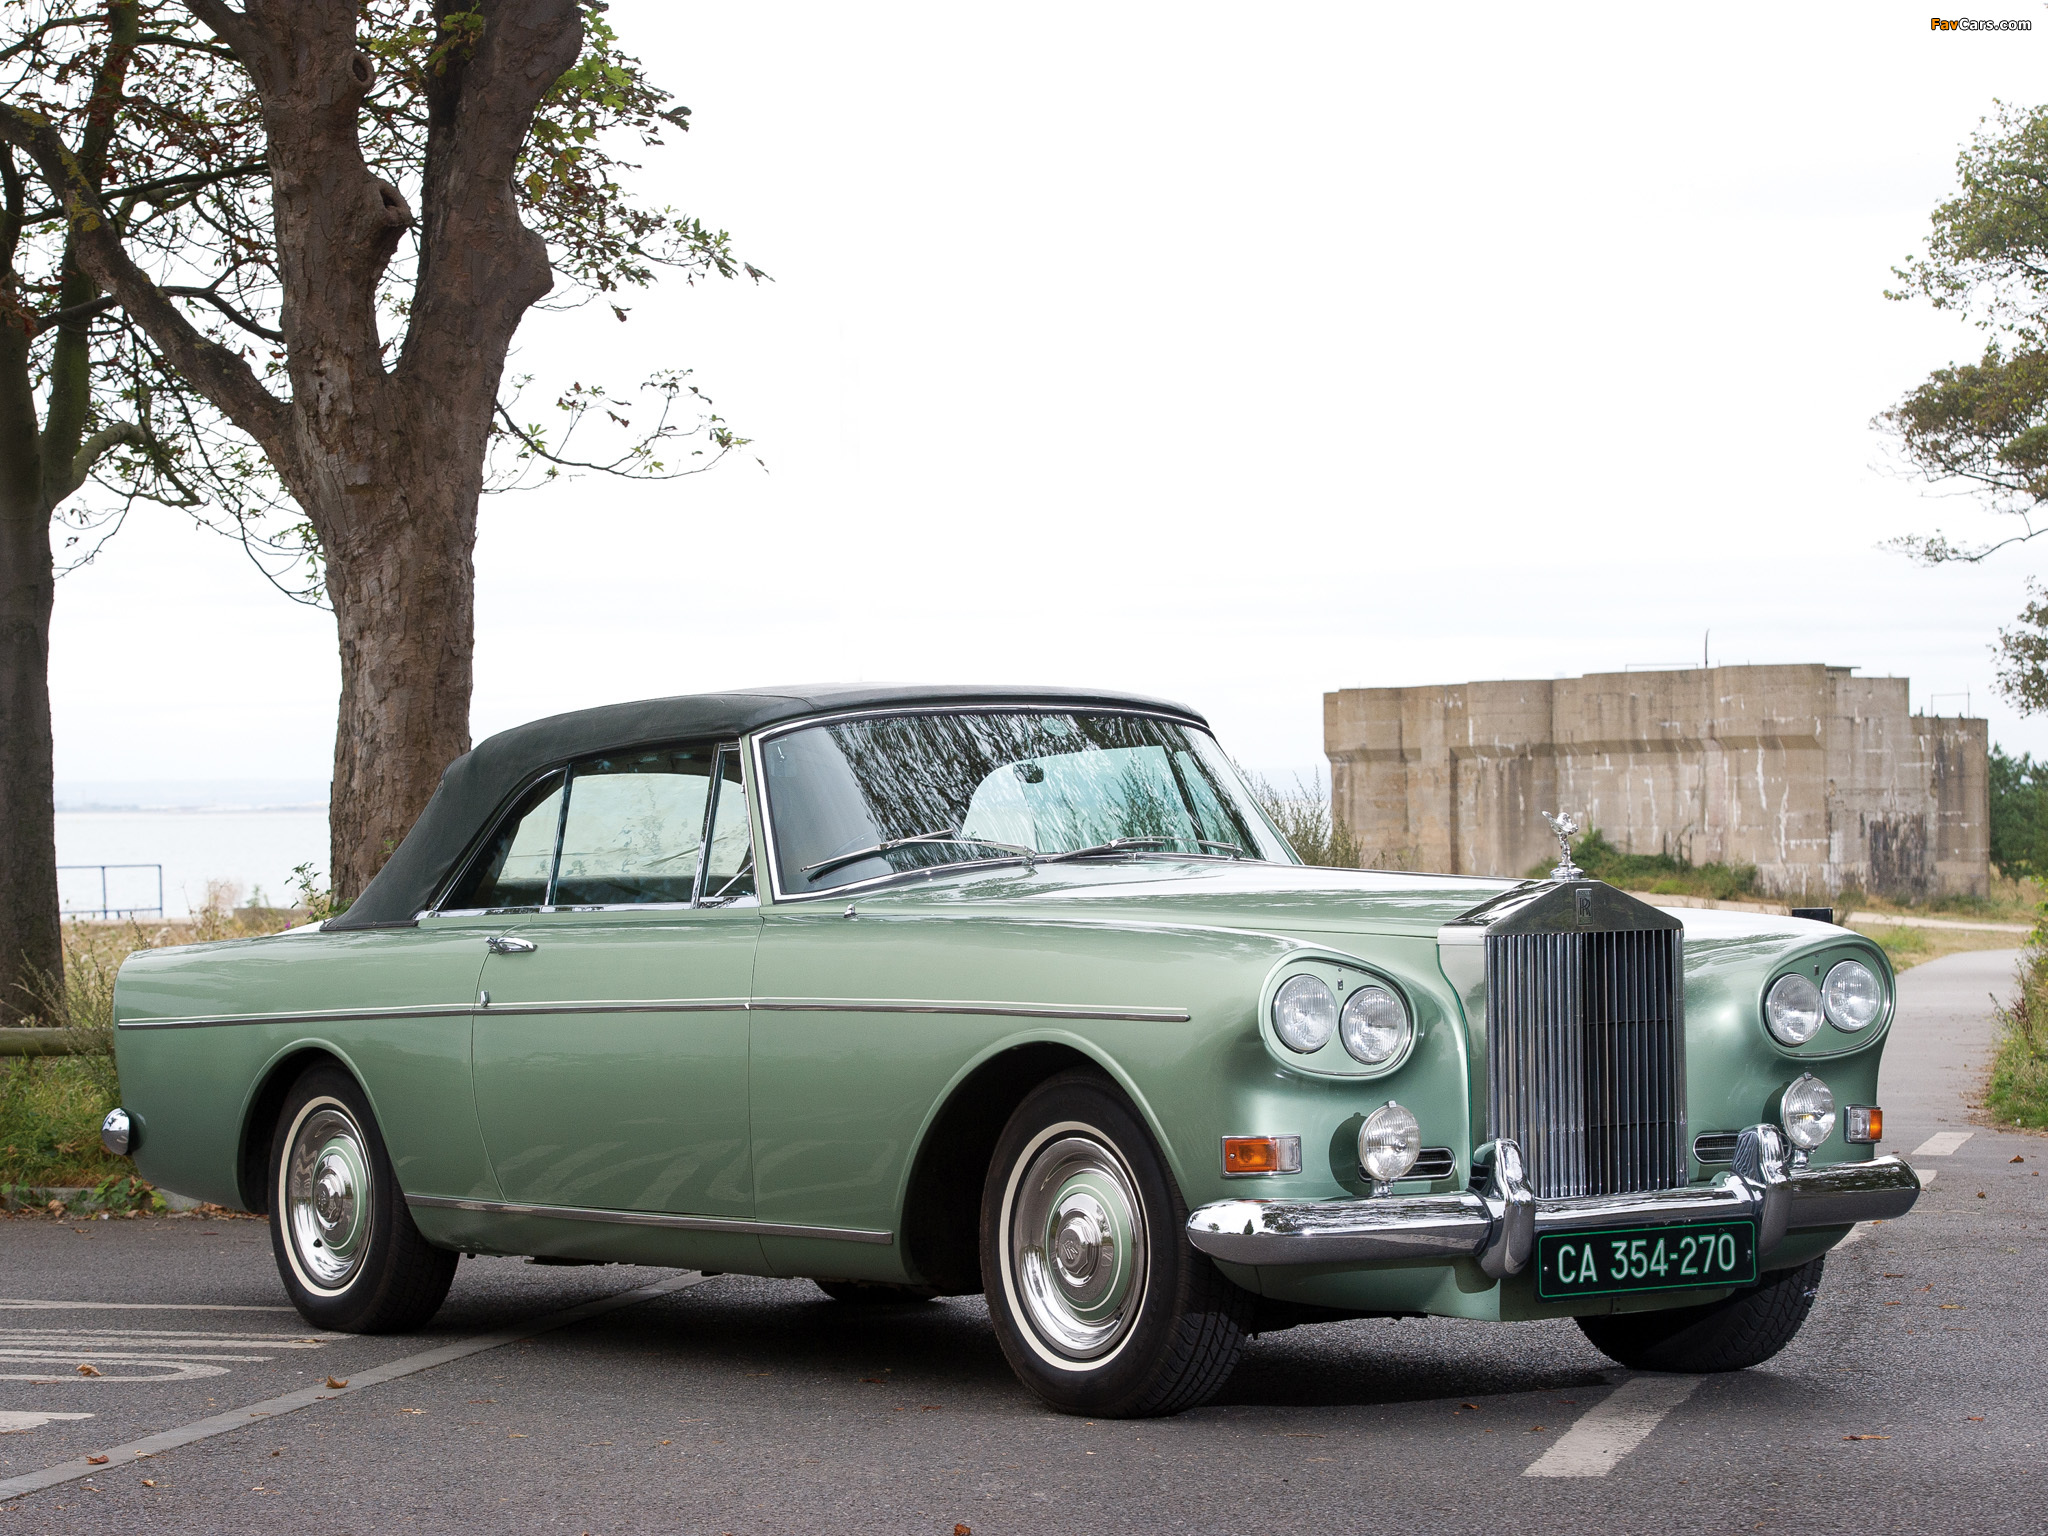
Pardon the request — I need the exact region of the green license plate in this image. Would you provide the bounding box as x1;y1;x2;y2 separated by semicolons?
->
1535;1220;1757;1300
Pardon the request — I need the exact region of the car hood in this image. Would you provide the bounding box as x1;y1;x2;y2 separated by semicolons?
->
823;859;1846;956
823;859;1522;938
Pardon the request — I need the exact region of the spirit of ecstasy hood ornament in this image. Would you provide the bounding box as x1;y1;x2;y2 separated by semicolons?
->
1542;810;1583;882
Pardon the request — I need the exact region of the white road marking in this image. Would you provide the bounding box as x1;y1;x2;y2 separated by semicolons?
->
0;1270;714;1501
1911;1132;1973;1157
0;1326;336;1384
1921;1169;1938;1186
0;1300;298;1314
0;1413;92;1435
0;1329;332;1348
0;1359;232;1384
1524;1375;1704;1477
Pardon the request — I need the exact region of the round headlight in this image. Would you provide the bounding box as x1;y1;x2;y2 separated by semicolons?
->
1780;1073;1836;1150
1823;959;1883;1032
1272;975;1336;1053
1359;1101;1422;1184
1339;985;1411;1066
1765;972;1824;1046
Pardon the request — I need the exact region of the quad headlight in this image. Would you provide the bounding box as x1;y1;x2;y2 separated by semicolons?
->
1780;1073;1836;1150
1823;959;1883;1032
1272;975;1337;1053
1339;984;1411;1066
1359;1101;1422;1184
1764;972;1824;1046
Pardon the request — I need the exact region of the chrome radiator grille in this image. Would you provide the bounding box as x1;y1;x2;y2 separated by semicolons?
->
1485;929;1685;1199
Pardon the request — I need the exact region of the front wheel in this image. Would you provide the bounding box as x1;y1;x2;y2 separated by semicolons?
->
980;1070;1252;1417
1576;1255;1826;1372
268;1063;457;1332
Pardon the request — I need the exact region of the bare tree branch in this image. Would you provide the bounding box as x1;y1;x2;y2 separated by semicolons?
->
56;417;143;501
161;283;283;340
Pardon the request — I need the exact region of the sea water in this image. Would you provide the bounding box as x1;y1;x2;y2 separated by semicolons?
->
54;782;329;919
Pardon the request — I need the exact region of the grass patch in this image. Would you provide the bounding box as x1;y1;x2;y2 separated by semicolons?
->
1833;874;2047;925
1526;828;1761;902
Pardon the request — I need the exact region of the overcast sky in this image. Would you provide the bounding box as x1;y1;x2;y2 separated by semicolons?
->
47;1;2048;790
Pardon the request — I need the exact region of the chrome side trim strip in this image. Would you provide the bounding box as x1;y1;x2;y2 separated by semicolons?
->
117;1004;479;1031
748;996;1191;1023
119;996;1186;1030
475;998;749;1018
405;1194;892;1245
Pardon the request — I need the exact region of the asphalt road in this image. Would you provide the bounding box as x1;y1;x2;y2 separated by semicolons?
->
1;948;2043;1534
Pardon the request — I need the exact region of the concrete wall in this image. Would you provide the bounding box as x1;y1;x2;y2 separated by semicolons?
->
1324;664;1988;899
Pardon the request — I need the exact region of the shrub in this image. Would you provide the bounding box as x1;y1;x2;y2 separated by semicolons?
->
1247;773;1363;868
1990;926;2048;1130
1526;827;1761;902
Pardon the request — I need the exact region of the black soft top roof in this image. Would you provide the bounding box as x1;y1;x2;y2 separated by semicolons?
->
328;683;1205;928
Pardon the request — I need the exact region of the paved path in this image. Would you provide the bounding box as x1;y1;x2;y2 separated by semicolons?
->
0;950;2041;1533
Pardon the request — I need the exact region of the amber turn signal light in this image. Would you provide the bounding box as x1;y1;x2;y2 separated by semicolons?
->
1845;1104;1882;1144
1222;1135;1302;1176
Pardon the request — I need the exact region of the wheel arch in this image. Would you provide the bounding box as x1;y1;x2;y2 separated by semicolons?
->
235;1044;363;1214
897;1032;1181;1295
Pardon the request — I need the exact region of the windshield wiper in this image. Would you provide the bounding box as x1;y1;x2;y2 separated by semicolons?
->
1035;836;1177;863
1196;839;1245;858
803;829;1037;881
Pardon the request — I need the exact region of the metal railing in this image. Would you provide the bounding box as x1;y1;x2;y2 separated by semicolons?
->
57;863;164;920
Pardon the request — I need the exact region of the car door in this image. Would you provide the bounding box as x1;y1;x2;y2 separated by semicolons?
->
467;743;760;1217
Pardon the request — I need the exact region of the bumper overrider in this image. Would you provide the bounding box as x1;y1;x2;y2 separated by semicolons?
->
1185;1126;1919;1277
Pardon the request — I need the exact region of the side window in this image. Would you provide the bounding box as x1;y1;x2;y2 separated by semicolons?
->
699;747;756;904
445;773;565;911
552;747;716;906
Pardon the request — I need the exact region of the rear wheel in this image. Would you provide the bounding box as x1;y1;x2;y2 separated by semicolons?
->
1577;1255;1826;1372
980;1070;1252;1417
268;1063;456;1332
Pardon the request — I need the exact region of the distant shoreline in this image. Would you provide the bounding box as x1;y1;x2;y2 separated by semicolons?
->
56;803;329;815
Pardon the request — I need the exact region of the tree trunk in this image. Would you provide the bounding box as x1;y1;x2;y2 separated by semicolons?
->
0;341;60;1020
322;474;478;905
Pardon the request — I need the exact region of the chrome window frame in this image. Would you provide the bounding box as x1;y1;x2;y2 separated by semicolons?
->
748;703;1293;907
427;739;749;919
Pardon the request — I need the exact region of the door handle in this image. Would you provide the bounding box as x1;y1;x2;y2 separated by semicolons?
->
486;934;538;954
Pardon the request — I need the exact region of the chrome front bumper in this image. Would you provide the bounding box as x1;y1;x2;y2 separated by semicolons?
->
1185;1126;1920;1276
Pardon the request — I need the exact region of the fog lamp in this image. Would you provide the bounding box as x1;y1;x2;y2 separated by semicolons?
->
1272;975;1336;1053
1765;972;1824;1046
1221;1135;1303;1176
1823;960;1884;1032
1359;1101;1422;1186
1845;1104;1882;1145
1339;984;1411;1066
1780;1074;1836;1151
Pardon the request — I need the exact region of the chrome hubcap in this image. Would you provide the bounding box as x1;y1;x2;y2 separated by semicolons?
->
1009;1132;1148;1360
285;1104;372;1291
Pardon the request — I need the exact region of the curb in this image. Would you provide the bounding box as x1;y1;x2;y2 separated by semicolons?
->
0;1184;200;1214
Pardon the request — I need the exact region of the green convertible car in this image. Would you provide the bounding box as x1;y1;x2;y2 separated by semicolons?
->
106;685;1918;1416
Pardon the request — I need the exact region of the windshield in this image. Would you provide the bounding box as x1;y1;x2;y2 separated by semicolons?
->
759;710;1297;895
